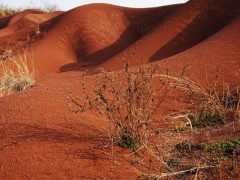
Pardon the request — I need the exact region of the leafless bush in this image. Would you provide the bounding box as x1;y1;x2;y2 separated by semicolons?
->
25;1;59;12
68;65;168;150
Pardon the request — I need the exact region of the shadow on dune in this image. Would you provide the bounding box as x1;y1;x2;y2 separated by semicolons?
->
0;122;107;150
149;0;240;62
60;5;180;72
60;0;240;73
0;15;13;30
60;25;138;72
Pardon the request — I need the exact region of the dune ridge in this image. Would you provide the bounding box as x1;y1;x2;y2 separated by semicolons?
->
0;0;239;76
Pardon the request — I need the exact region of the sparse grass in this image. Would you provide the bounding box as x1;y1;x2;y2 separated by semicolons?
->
38;2;59;12
0;4;18;16
32;24;41;36
68;64;168;150
163;72;240;129
138;69;240;179
175;139;192;153
24;2;59;13
67;63;239;179
189;111;225;128
0;49;14;61
173;126;185;133
132;158;143;165
0;2;58;17
0;49;35;97
140;173;160;180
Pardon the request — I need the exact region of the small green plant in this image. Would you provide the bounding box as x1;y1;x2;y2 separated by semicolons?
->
211;156;228;165
132;158;142;165
119;135;141;150
173;126;185;133
189;110;224;128
204;138;240;153
204;138;240;166
204;144;213;153
175;139;192;153
140;173;159;180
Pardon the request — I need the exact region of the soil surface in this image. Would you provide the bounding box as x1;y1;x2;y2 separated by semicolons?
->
1;0;240;179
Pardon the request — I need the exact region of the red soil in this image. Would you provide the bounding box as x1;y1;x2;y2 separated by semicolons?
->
1;0;240;179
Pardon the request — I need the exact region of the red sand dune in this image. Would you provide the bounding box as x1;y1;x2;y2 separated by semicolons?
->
0;11;62;38
0;0;240;179
7;10;43;25
97;0;240;71
30;3;180;75
0;10;63;54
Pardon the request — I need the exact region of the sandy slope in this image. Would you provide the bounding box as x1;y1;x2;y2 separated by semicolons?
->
0;0;240;179
97;0;240;71
30;4;180;75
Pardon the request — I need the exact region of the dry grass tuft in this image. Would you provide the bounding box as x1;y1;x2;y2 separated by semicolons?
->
0;49;14;61
0;49;35;97
0;4;18;16
159;72;240;128
0;2;58;17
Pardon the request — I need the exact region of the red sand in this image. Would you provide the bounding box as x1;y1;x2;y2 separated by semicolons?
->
0;0;240;179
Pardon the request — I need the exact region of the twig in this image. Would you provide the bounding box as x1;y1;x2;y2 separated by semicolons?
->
124;145;144;157
171;114;194;130
142;143;172;172
141;165;215;179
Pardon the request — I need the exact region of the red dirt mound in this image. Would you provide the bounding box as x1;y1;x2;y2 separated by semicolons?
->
149;14;240;87
0;10;63;54
96;0;240;72
0;11;62;38
7;9;43;25
0;75;140;179
28;4;180;75
1;0;240;179
0;10;43;38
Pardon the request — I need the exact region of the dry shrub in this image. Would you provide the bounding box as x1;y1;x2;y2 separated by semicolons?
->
145;70;240;179
0;4;17;16
0;49;35;97
68;65;168;150
160;72;240;128
68;64;239;178
40;2;59;12
0;49;13;61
